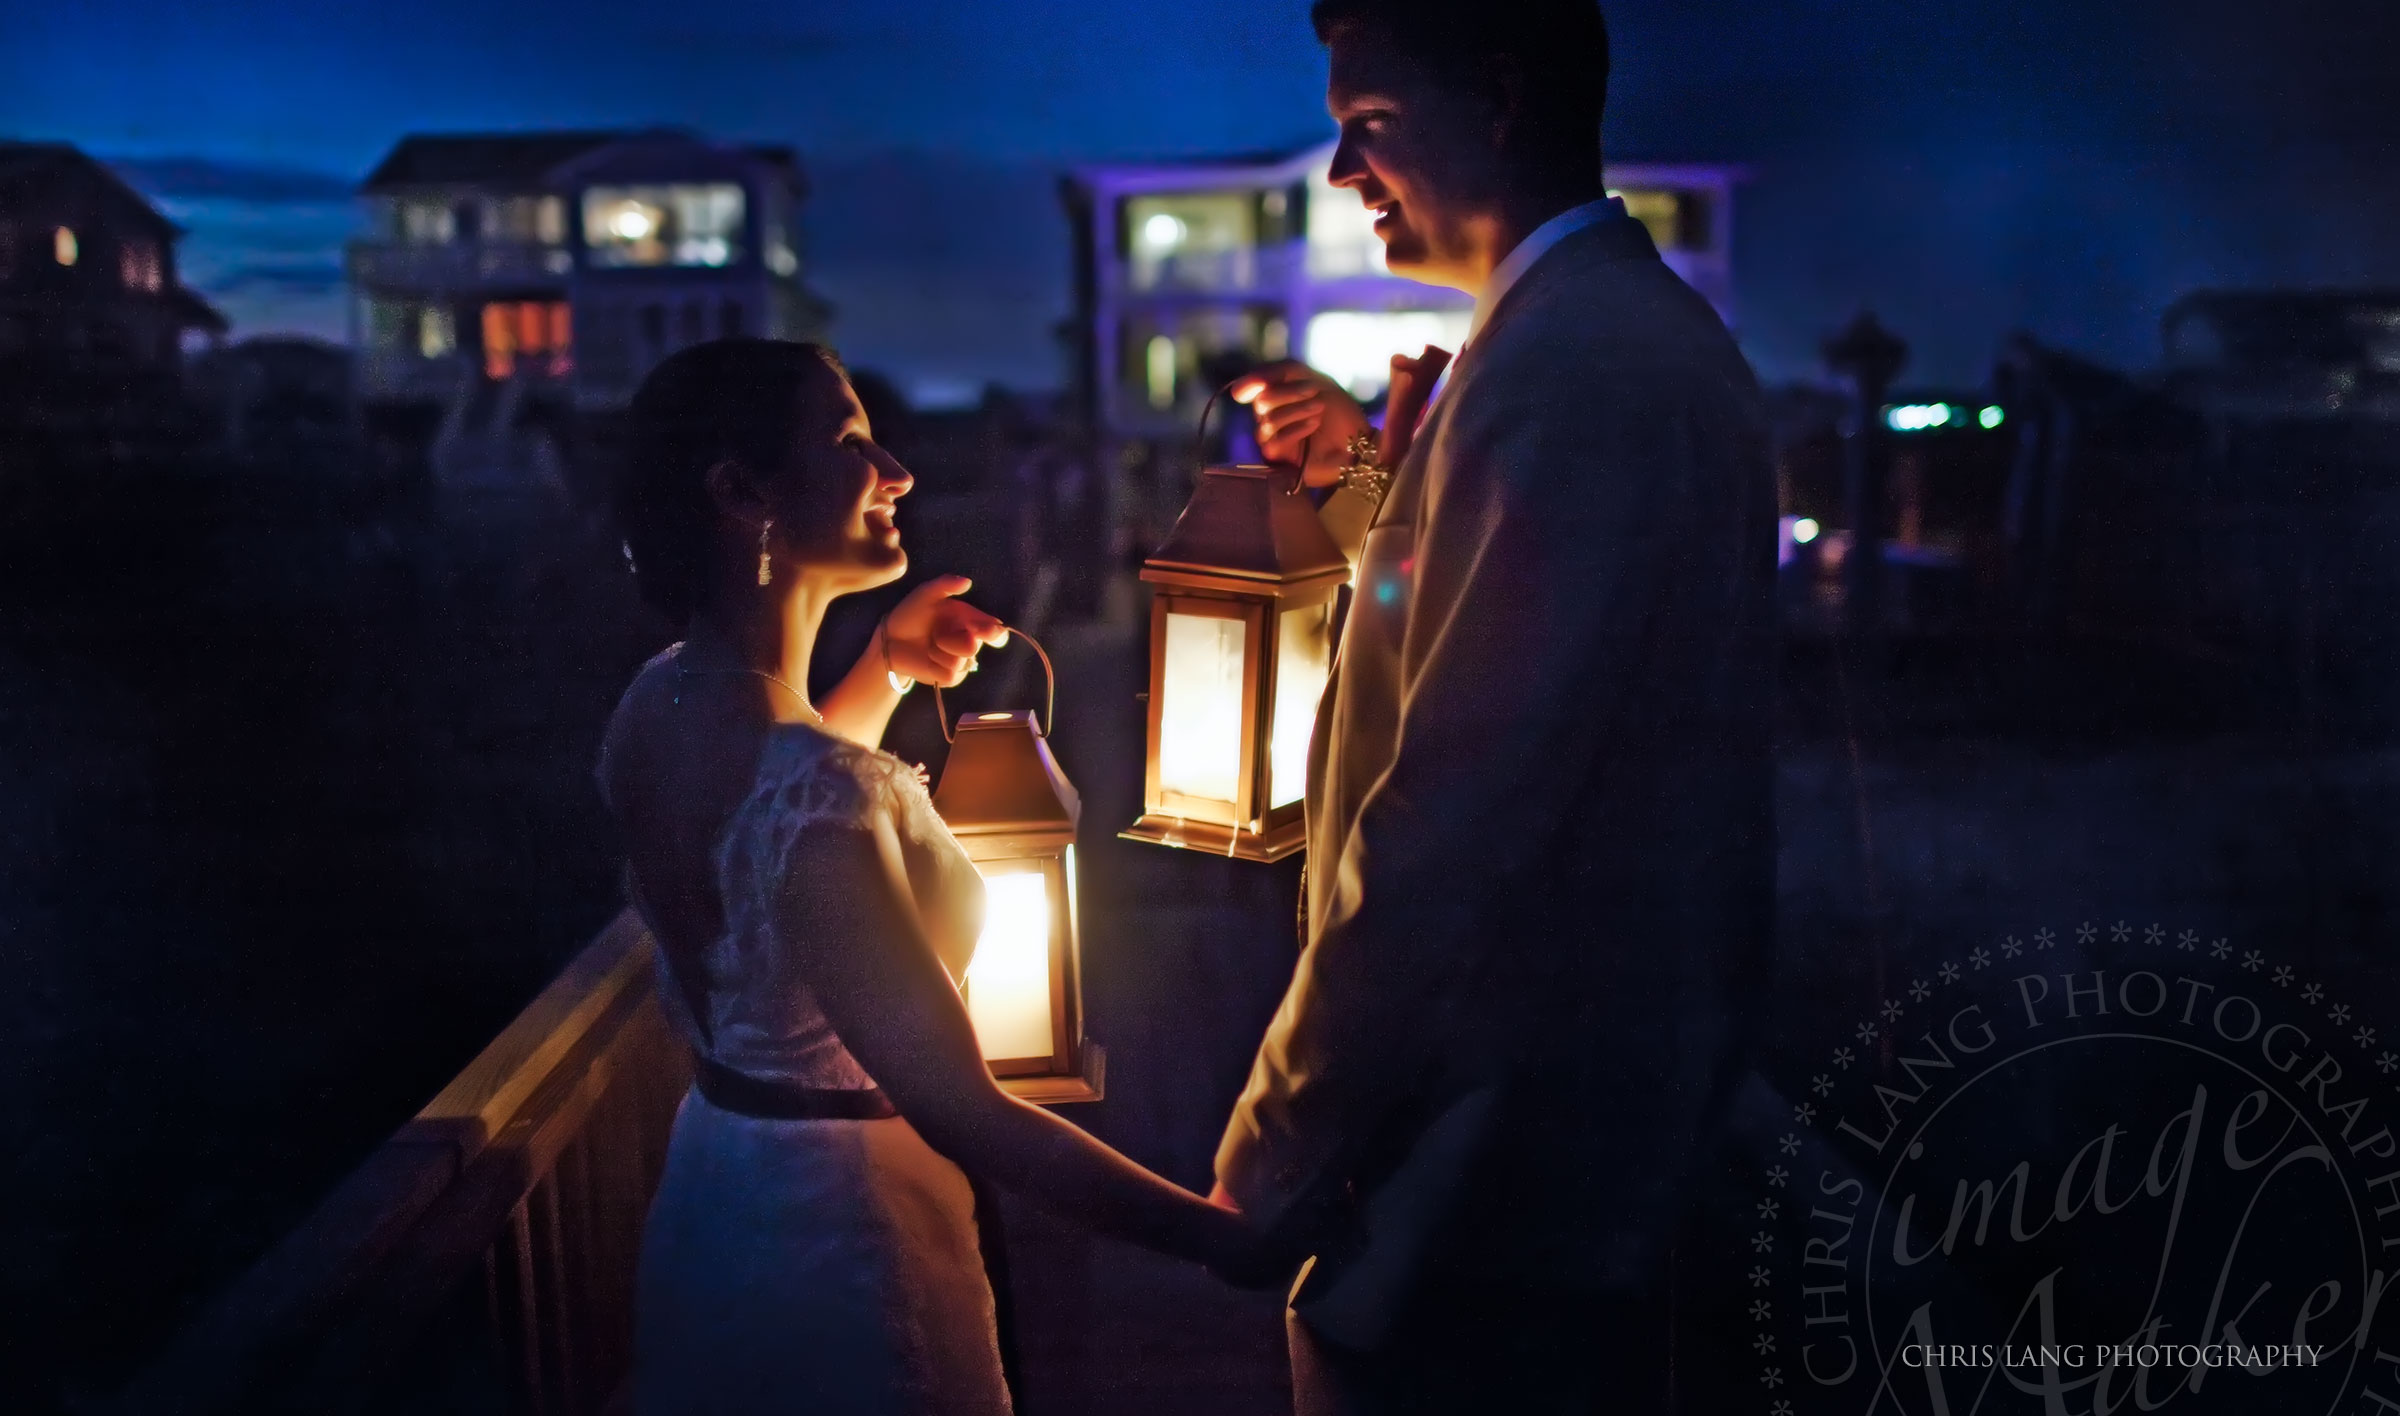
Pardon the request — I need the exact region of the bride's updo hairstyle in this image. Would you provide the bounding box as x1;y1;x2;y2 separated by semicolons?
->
617;337;847;626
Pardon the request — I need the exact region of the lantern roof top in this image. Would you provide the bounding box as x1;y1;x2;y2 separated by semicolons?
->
1142;464;1350;587
930;711;1080;844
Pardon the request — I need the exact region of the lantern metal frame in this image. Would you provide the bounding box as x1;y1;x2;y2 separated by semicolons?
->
932;702;1104;1105
1124;462;1349;863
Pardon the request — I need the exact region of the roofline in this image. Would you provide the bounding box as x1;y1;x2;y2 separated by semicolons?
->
358;130;634;192
1070;142;1331;195
359;130;805;194
1068;140;1752;195
0;145;187;236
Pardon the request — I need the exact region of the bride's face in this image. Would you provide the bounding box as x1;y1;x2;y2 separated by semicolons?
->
770;366;914;589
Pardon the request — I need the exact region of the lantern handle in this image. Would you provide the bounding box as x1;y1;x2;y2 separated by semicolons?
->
934;625;1056;745
1197;376;1314;497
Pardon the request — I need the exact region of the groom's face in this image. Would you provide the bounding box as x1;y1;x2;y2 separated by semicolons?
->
1325;28;1504;293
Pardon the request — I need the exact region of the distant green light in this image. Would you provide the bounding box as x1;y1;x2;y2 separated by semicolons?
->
1886;403;1956;432
1979;405;2005;429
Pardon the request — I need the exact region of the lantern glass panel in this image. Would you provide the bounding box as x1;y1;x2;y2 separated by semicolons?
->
965;862;1055;1063
1157;609;1247;807
1270;600;1335;809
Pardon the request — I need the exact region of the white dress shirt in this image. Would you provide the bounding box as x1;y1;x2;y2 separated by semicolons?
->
1405;196;1627;422
1464;195;1628;352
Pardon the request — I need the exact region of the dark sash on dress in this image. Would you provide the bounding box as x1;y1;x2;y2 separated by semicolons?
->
625;865;1026;1404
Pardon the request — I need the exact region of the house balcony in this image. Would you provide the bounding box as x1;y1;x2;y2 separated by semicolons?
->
349;242;577;295
1111;243;1306;299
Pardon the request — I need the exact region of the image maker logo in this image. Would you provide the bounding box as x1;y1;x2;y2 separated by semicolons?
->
1742;922;2400;1415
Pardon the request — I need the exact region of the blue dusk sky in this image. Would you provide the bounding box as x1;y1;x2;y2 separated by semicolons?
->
7;0;2396;402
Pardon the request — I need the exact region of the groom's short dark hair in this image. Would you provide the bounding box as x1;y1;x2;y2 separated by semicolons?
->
1311;0;1610;169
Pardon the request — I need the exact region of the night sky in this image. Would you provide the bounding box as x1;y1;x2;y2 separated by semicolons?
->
9;0;2396;401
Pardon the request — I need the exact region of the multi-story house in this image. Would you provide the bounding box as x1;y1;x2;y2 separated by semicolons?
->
0;141;225;375
348;130;832;438
1061;140;1744;443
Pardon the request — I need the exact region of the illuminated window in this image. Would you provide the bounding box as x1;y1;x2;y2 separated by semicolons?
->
1306;163;1385;278
482;303;516;380
1609;188;1713;252
479;300;569;378
538;196;566;244
583;184;746;268
1124;192;1257;290
1122;307;1286;416
54;226;78;266
118;239;161;292
1258;185;1296;242
1145;335;1177;410
1304;310;1472;402
400;200;455;245
515;302;546;354
1614;189;1678;250
419;306;455;359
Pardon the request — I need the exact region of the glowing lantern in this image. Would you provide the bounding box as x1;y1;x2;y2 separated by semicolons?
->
932;706;1103;1104
1124;463;1347;861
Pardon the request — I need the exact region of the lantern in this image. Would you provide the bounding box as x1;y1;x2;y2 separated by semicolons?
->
1123;463;1347;862
932;706;1104;1104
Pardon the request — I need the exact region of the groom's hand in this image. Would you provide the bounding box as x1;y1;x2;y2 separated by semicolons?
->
1201;1187;1299;1292
1229;362;1367;489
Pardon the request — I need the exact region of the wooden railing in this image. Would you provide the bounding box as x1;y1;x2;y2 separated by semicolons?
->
118;910;690;1415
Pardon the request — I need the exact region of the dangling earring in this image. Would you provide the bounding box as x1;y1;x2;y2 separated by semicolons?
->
757;519;774;587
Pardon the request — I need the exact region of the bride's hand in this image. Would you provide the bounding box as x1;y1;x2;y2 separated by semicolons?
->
881;575;1009;688
1199;1205;1290;1291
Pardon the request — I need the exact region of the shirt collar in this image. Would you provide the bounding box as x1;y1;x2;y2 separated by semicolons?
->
1463;195;1627;351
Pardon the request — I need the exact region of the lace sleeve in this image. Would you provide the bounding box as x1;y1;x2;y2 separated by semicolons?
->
717;736;920;911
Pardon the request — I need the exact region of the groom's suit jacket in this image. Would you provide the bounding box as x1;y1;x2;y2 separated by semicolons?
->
1215;214;1775;1326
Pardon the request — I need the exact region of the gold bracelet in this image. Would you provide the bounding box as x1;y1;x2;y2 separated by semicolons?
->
1338;432;1391;507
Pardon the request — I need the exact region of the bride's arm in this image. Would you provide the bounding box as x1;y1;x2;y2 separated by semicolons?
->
815;641;909;748
817;575;1007;749
785;815;1263;1273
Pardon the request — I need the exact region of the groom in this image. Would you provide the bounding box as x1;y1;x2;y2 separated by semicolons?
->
1216;1;1774;1409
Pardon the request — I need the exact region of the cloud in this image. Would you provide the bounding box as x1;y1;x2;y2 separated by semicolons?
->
206;260;347;298
101;155;353;204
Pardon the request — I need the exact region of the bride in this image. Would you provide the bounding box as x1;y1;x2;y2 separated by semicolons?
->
598;338;1262;1413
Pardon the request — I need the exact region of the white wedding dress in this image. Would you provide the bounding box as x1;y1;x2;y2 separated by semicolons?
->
614;719;1012;1415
